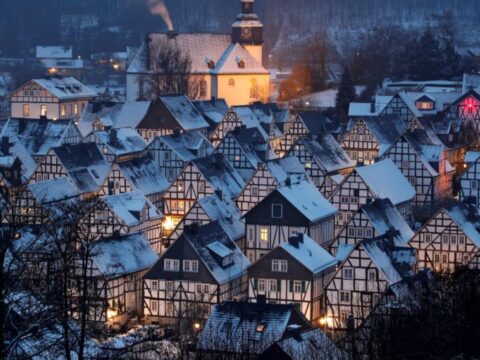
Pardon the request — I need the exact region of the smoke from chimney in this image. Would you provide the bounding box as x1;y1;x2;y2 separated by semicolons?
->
147;0;174;31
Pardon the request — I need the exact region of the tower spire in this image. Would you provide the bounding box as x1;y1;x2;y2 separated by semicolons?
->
232;0;263;46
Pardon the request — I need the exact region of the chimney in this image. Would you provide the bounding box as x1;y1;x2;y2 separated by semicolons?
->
285;177;291;187
18;119;26;133
110;128;119;146
1;137;10;156
173;128;181;138
167;30;178;39
215;189;223;200
370;100;376;114
288;234;300;248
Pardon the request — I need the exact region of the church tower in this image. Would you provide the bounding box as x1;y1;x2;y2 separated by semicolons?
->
231;0;264;65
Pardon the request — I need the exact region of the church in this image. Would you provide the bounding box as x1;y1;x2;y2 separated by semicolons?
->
126;0;270;106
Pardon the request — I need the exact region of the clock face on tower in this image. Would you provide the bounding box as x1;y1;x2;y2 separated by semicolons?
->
241;27;252;40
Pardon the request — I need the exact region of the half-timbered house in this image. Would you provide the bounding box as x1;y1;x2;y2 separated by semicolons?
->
244;179;337;263
323;236;416;330
31;142;110;197
146;130;213;183
114;96;210;142
196;301;312;358
85;127;147;164
1;118;81;162
9;76;96;121
289;133;354;198
0;135;37;203
98;153;169;209
340;116;407;166
82;233;158;324
193;98;230;136
329;159;416;235
408;203;480;272
143;221;249;324
330;198;414;256
247;233;337;322
214;125;270;182
460;154;480;209
168;191;244;246
382;128;455;206
236;155;306;214
84;191;165;254
9;177;80;225
77;102;123;137
161;153;245;236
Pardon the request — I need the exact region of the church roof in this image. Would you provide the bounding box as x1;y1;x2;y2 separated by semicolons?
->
127;34;267;76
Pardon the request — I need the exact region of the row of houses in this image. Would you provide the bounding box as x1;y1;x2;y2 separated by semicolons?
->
3;75;480;347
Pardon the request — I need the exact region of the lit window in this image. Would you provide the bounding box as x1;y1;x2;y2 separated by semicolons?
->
40;104;48;117
260;227;268;242
22;104;29;117
272;204;283;219
74;103;79;115
178;181;184;191
305;161;312;169
60;105;66;117
256;324;265;333
152;281;158;291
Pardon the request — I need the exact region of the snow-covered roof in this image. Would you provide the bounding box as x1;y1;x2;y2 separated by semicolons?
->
193;98;229;128
42;58;84;70
265;155;306;185
465;150;480;164
297;111;343;135
161;96;210;131
197;301;310;354
362;199;414;246
198;193;245;241
277;180;337;223
272;328;347;360
28;177;79;204
212;43;268;75
463;73;480;95
52;142;110;193
336;244;354;263
117;153;170;196
30;77;96;100
280;234;337;274
2;118;76;157
101;191;163;227
193;154;245;199
155;130;213;161
401;91;461;115
114;101;151;129
93;128;147;156
445;204;480;247
299;133;354;173
78;102;123;137
91;233;158;278
232;106;270;140
226;126;268;168
355;159;415;205
0;135;36;182
36;46;72;59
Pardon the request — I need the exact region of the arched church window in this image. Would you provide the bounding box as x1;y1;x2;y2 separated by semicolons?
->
229;78;235;87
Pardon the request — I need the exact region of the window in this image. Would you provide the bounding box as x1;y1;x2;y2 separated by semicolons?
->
340;291;351;303
305;161;312;169
203;284;210;294
183;260;199;273
248;228;254;241
343;268;353;279
442;234;449;245
472;180;478;189
260;227;268;242
198;181;205;193
164;259;179;272
451;235;457;244
40;104;47;117
442;254;448;263
365;228;373;238
293;280;303;293
272;259;288;272
228;78;235;86
269;279;277;292
402;160;409;169
416;101;434;110
348;227;355;237
166;281;174;293
258;279;265;292
152;281;158;291
368;269;376;282
166;302;174;316
434;254;440;263
424;233;431;243
409;177;416;186
459;235;465;244
151;300;158;312
272;204;283;219
341;196;349;204
356;228;364;237
22;104;29;117
251;186;258;196
74;103;79;115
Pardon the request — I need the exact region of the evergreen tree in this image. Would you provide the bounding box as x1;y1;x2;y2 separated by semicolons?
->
336;66;356;121
410;29;443;80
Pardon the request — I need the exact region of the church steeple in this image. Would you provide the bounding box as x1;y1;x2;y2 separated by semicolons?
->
232;0;263;46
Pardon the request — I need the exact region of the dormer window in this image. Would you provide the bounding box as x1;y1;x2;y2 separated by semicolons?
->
415;96;435;111
237;59;245;69
207;59;215;69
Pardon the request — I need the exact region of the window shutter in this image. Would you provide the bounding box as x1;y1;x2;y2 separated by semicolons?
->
277;279;281;292
253;279;258;291
301;281;306;293
289;280;293;293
